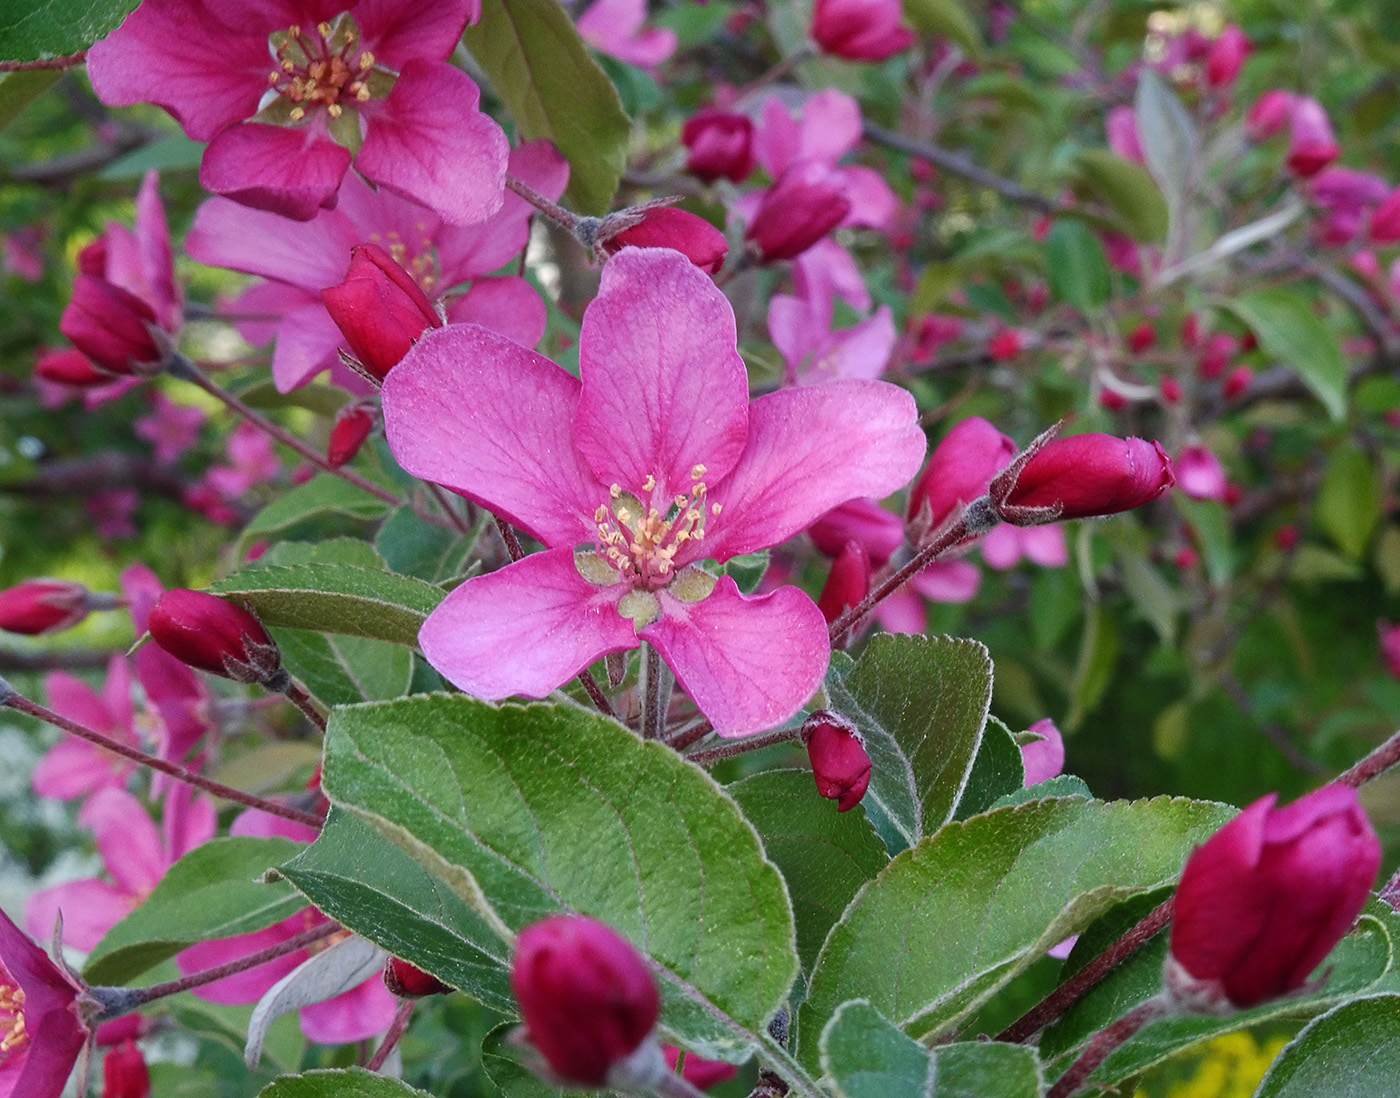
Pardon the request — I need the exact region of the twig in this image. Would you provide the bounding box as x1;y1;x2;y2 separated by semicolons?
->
282;682;328;733
0;52;86;72
366;999;415;1073
1045;995;1171;1098
686;728;799;767
1337;726;1400;789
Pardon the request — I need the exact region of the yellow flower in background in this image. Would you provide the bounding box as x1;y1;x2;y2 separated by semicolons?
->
1134;1032;1290;1098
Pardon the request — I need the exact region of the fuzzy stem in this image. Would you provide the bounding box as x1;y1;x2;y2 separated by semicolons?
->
281;682;328;733
666;718;713;752
366;999;416;1073
426;482;475;537
1336;726;1400;788
640;644;671;740
505;174;584;235
0;52;86;71
686;728;800;767
0;681;323;829
493;515;525;562
1045;995;1171;1098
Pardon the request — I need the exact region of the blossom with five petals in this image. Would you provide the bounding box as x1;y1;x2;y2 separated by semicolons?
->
382;248;926;736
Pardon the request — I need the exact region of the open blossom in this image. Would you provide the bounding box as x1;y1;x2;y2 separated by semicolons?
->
0;905;90;1098
382;249;925;735
768;293;896;385
88;1;506;223
577;0;677;70
32;656;138;802
188;143;566;392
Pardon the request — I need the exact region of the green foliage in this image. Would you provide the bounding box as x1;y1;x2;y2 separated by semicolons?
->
1230;289;1350;421
1254;994;1400;1097
0;71;59;133
1046;221;1111;313
0;0;136;60
257;1069;434;1098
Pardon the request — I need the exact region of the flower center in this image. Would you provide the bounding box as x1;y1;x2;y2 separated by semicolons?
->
365;229;438;295
0;982;27;1060
593;465;722;591
268;19;375;122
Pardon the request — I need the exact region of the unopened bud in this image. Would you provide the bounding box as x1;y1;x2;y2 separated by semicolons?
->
0;580;93;635
682;110;756;184
1286;97;1340;178
746;160;851;263
383;957;451;998
802;711;872;812
322;244;440;381
598;207;729;275
148;589;284;687
1204;25;1249;90
817;539;870;626
1245;89;1297;142
811;0;915;62
328;403;376;468
994;431;1175;523
1223;365;1253;400
35;348;112;388
102;1040;151;1098
664;1046;738;1090
60;275;164;375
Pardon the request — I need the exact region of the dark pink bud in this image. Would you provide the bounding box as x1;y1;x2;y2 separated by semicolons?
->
35;348;112;387
327;403;376;468
1198;333;1237;379
1106;106;1144;164
600;208;728;275
1380;621;1400;680
148;589;283;686
1286;98;1340;178
989;329;1029;361
511;916;660;1087
811;0;915;62
1274;525;1300;551
1370;189;1400;245
1205;26;1249;90
60;275;162;374
1173;545;1200;571
1168;785;1380;1010
818;539;871;625
1223;366;1253;400
663;1046;738;1090
1127;322;1156;354
682;110;756;183
102;1040;151;1098
1020;718;1064;786
0;580;91;635
78;238;109;277
908;416;1018;530
383;957;451;998
1245;90;1297;142
321;244;440;381
747;160;851;262
1002;433;1175;520
802;711;872;811
1160;377;1182;405
1099;388;1128;412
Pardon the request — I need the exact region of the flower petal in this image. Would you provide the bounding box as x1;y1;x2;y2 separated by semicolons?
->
25;878;131;953
80;788;167;896
575;249;749;504
382;324;601;545
356;61;508;226
706;380;926;559
32;740;127;801
643;577;829;737
445;277;548;349
419;548;638;700
201;123;352;221
354;0;477;68
299;976;400;1044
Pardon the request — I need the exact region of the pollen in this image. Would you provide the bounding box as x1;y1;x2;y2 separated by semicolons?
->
592;470;714;589
0;983;26;1056
268;17;375;120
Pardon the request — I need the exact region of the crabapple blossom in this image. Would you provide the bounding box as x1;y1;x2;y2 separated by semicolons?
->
811;0;915;62
576;0;677;69
0;905;89;1098
802;711;872;811
682;109;756;183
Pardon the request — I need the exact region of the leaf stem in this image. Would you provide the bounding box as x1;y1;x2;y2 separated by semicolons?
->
1044;995;1171;1098
686;728;799;766
0;52;86;71
1336;726;1400;788
281;682;328;733
366;999;415;1073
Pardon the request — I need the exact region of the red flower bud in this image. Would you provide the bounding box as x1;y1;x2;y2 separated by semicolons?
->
908;417;1017;531
600;208;729;275
1370;188;1400;245
817;539;871;625
102;1040;151;1098
746;160;851;263
148;589;284;686
511;915;660;1087
663;1046;738;1090
802;711;872;812
35;348;112;388
60;275;163;374
327;403;376;468
1286;98;1340;179
1000;433;1175;521
0;580;92;635
1127;322;1156;354
1159;377;1182;405
811;0;915;62
383;957;451;998
682;110;756;184
1204;25;1249;90
989;329;1030;362
1098;388;1128;412
1245;90;1296;142
1168;785;1380;1011
321;244;440;381
1223;365;1252;400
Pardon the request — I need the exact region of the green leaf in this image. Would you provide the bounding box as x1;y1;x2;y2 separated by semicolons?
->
824;635;994;850
279;811;515;1013
1046;221;1111;312
1229;289;1350;421
255;538;384;570
989;774;1092;811
1316;448;1381;560
97;130;205;179
1173;497;1233;587
374;506;477;583
85;838;306;985
1066;605;1119;732
272;628;414;706
952;716;1024;820
0;0;136;61
903;0;981;55
729;770;889;973
1071;150;1169;244
209;564;444;647
463;0;631;215
481;1022;603;1098
319;695;799;1061
797;796;1234;1067
929;1041;1042;1098
1254;994;1400;1097
820;1000;936;1098
1134;69;1197;247
257;1068;433;1098
240;474;393;546
0;70;58;132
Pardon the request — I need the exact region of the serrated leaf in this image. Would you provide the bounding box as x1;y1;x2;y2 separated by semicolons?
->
797;796;1235;1067
1046;221;1111;312
209;564;443;647
272;628;414;706
1253;993;1400;1097
1316;448;1380;560
240;474;393;546
953;715;1024;820
989;774;1092;811
0;70;58;132
930;1041;1042;1097
0;0;136;60
85;838;306;985
463;0;630;215
1071;150;1169;244
318;695;799;1063
279;810;516;1012
821;1000;936;1098
257;1068;432;1098
255;538;384;570
730;770;888;973
824;635;994;849
1229;289;1350;421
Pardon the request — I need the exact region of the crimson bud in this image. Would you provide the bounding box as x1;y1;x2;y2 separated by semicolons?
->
1204;26;1249;90
35;348;111;388
996;432;1175;522
1223;366;1252;400
102;1040;151;1098
599;207;728;275
60;275;163;375
0;580;92;635
817;539;871;626
682;110;756;183
510;915;661;1088
1369;188;1400;245
746;160;851;262
1245;90;1296;142
148;589;285;687
383;957;451;998
1286;97;1340;178
811;0;915;62
321;244;440;381
802;711;872;812
328;402;376;468
1167;785;1380;1011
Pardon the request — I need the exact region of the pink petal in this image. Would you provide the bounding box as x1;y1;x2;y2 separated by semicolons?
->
705;380;926;560
793;239;871;314
979;524;1024;571
838;166;898;231
299;976;400;1044
643;578;829;737
768;294;819;374
26;878;131;952
575;249;750;503
382;324;601;545
1021;524;1069;568
798;307;896;384
32;740;128;801
873;588;926;635
79;788;166;897
420;548;638;700
357;61;508;226
201;123;352;221
354;0;478;68
134;171;181;329
445;277;548;348
178;919;310;1003
163;786;218;862
188;197;359;291
268;301;347;392
43;672;113;735
754;97;802;177
912;560;982;603
99;654;136;737
120;564;163;633
798;90;863;164
231;808;321;844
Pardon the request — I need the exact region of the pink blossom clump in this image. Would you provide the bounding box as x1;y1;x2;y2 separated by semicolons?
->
382;248;926;736
86;1;507;224
0;905;89;1098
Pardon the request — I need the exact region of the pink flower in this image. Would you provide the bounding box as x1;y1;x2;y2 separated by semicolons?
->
808;498;904;567
811;0;915;62
817;539;871;624
205;423;281;500
1106;106;1144;164
0;905;89;1098
188;143;566;392
1;226;44;282
1020;718;1064;785
907;416;1017;534
980;524;1068;570
682;110;756;183
577;0;677;70
87;1;506;223
768;294;896;385
321;243;442;379
86;491;140;541
133;392;205;464
32;656;139;802
1286;98;1340;178
1245;90;1297;142
382;249;925;735
747;160;853;262
1175;444;1229;502
1205;26;1249;91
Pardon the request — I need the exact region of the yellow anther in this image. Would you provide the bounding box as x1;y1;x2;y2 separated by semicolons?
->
609;483;622;498
595;505;608;522
317;21;332;36
327;103;342;118
711;503;723;516
642;474;656;492
288;24;301;35
289;106;306;121
691;464;706;479
282;59;296;72
355;85;372;102
359;50;375;69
